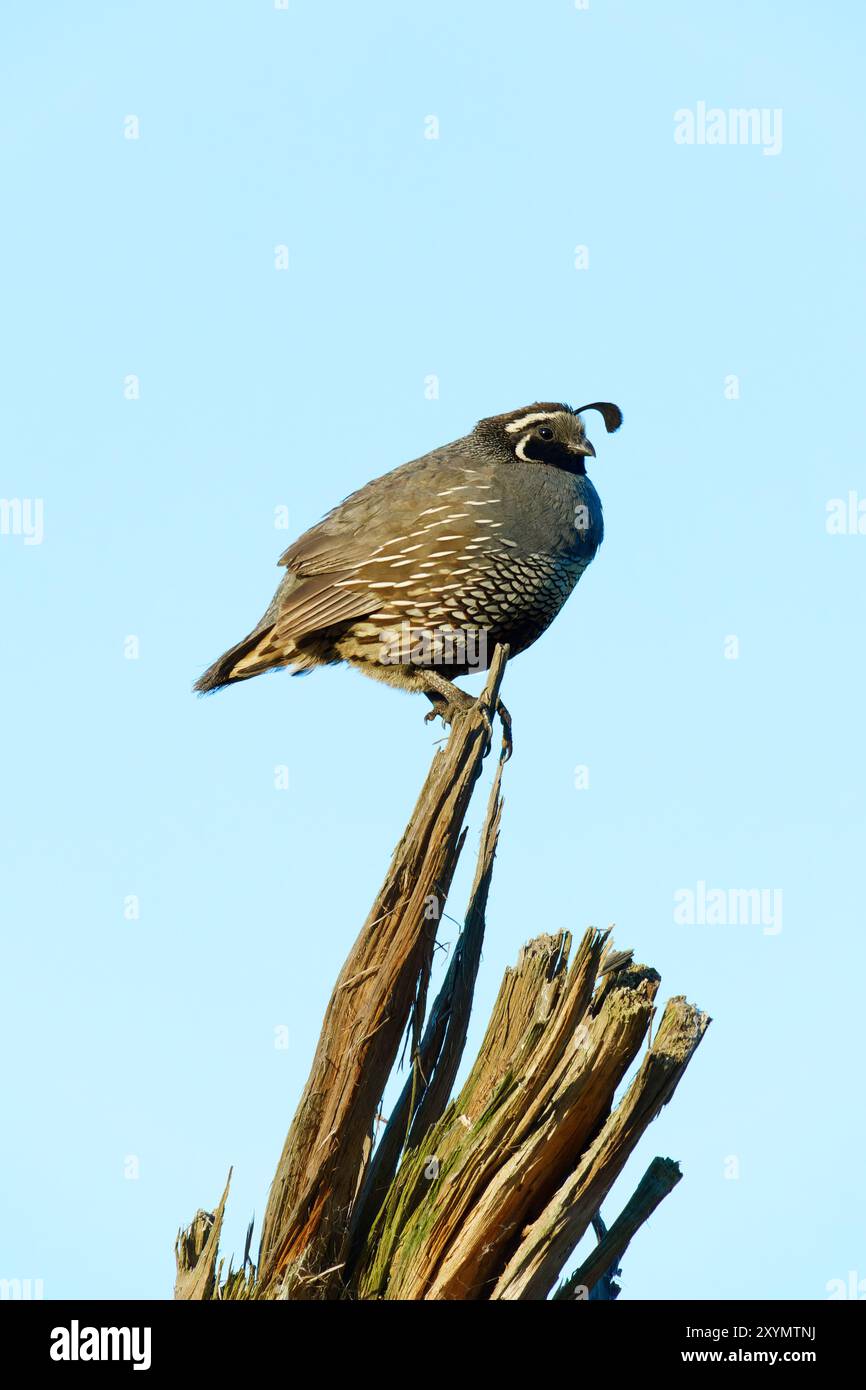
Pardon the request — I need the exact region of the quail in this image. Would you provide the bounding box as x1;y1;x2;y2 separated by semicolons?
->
195;400;622;754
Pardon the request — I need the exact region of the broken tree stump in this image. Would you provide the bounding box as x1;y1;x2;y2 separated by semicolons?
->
175;646;709;1300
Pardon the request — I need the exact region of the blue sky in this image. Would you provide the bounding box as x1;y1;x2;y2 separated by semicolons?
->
1;0;864;1300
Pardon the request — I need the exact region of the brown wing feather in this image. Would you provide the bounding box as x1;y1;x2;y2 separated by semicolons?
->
216;445;485;683
269;571;374;642
270;447;477;638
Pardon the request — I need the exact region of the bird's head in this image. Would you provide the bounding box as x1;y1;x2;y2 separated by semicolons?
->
474;400;622;475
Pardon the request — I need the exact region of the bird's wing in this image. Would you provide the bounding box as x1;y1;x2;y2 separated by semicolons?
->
277;449;459;575
269;448;483;643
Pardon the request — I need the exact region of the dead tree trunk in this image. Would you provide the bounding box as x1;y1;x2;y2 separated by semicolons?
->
175;647;709;1300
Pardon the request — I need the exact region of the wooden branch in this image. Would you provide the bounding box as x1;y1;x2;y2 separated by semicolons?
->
255;645;510;1296
357;939;671;1299
491;997;709;1300
553;1155;682;1300
174;1169;232;1301
345;758;504;1277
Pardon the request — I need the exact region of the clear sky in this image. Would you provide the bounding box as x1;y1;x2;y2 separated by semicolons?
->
2;0;864;1301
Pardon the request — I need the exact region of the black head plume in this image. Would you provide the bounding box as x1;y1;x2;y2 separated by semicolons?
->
573;402;623;434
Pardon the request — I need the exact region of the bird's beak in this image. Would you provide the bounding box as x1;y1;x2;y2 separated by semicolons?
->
571;438;596;459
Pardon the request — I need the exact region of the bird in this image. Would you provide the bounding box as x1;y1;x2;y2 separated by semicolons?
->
195;399;622;755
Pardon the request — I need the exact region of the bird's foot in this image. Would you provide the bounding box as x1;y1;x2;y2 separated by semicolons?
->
424;689;493;751
424;690;478;729
423;687;512;760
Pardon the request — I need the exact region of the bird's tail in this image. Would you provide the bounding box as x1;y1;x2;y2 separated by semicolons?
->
194;625;287;693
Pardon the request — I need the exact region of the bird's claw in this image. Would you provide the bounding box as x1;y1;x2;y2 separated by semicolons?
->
496;699;513;762
425;699;483;735
425;696;512;762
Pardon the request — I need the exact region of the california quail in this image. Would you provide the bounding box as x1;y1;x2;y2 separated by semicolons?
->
195;400;622;753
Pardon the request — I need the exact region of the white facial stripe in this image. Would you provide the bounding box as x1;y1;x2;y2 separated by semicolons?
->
515;433;535;461
504;410;561;434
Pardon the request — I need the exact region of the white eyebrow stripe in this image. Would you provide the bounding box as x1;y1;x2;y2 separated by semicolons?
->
504;410;561;433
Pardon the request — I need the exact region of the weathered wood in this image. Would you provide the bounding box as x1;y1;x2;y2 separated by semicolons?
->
554;1156;682;1300
357;943;678;1299
491;997;709;1300
255;646;510;1296
174;655;709;1301
174;1169;232;1301
345;758;504;1278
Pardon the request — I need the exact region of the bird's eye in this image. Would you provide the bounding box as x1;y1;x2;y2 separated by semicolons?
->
537;426;554;440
